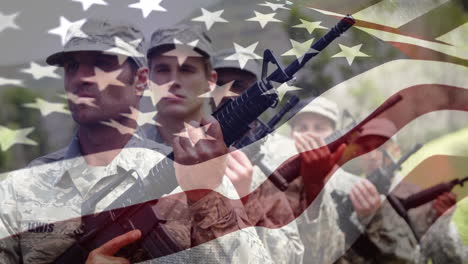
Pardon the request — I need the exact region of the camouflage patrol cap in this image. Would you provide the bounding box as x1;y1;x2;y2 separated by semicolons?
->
359;118;398;141
46;19;146;67
147;24;213;60
289;97;339;127
213;49;260;79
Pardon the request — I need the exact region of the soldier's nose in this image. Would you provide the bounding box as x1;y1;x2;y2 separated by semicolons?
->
76;64;96;80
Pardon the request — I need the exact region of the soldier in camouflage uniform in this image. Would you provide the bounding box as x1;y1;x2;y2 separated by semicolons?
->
333;118;422;264
143;24;274;263
0;19;272;264
418;197;468;264
335;118;456;264
0;18;159;264
284;97;349;264
211;49;305;263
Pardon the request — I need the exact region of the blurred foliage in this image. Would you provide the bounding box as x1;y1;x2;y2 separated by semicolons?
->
401;126;468;175
0;86;48;173
282;2;468;145
1;87;38;126
452;197;468;246
285;5;335;97
399;126;468;199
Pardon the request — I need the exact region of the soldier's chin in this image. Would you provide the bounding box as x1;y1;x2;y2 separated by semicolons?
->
156;103;192;120
72;110;105;126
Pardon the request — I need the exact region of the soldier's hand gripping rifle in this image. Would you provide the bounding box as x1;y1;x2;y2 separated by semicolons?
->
400;176;468;210
387;175;468;241
369;143;424;194
269;94;403;191
232;95;300;189
331;143;423;248
331;144;422;250
53;16;355;263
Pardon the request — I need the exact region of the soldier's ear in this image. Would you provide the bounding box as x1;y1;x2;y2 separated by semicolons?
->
207;70;217;92
135;67;148;96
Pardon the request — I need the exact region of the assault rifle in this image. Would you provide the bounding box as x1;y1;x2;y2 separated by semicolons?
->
332;143;423;249
369;144;424;194
53;15;356;263
387;175;468;241
233;95;300;189
268;93;403;191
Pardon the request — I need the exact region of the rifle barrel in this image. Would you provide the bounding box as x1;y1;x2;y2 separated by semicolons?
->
269;15;356;82
402;179;458;210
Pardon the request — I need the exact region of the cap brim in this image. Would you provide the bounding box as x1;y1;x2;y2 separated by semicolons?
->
47;50;142;67
359;129;395;140
214;66;258;79
193;47;210;58
46;48;104;66
46;51;67;66
147;44;210;59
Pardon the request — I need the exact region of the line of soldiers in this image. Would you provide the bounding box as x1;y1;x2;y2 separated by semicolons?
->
0;19;465;263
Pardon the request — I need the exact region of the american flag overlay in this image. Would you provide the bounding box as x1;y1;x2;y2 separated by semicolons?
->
0;0;467;263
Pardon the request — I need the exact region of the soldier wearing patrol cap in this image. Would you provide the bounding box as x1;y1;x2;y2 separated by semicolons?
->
335;118;457;264
211;49;306;264
146;24;216;127
213;49;259;103
47;18;148;130
353;118;455;230
144;25;274;264
145;24;234;192
211;48;261;195
0;18;169;264
285;96;352;264
333;117;417;264
351;118;401;176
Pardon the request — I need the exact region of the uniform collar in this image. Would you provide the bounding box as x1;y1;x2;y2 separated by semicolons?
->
52;129;147;188
142;125;173;154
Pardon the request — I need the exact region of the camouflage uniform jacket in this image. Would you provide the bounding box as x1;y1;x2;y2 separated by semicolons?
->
0;130;273;264
259;133;344;264
145;127;274;264
417;204;468;264
294;179;345;264
332;173;434;264
242;135;305;264
149;126;304;263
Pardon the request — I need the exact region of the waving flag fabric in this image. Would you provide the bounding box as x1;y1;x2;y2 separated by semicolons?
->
0;0;467;263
